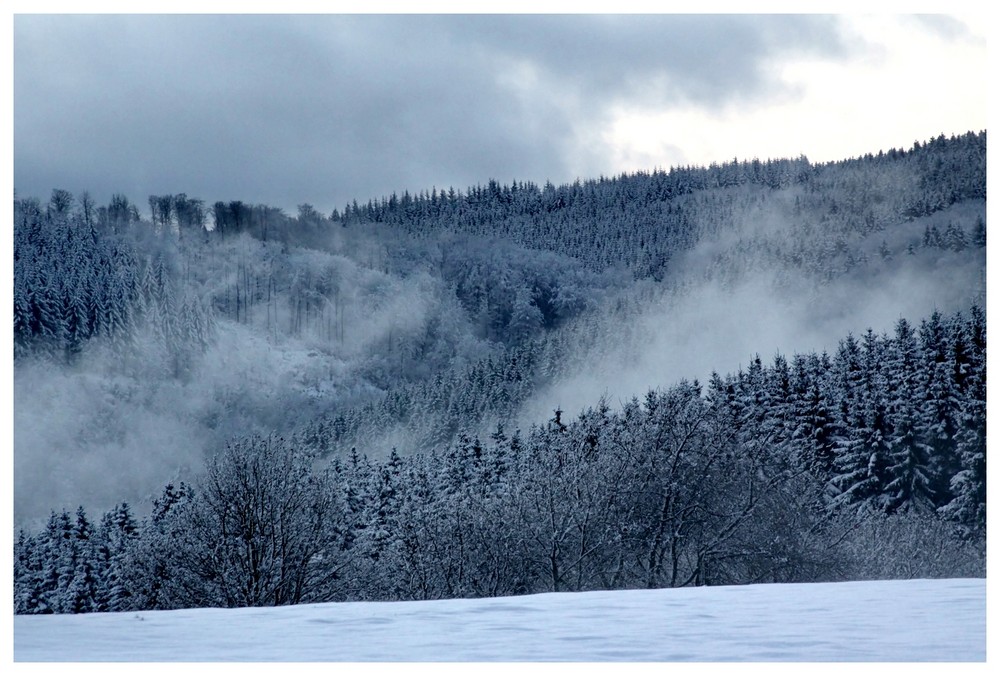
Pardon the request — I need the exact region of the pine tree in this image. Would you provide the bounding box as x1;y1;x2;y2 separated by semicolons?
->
916;311;962;507
884;318;934;514
830;334;887;510
13;530;42;614
64;506;100;613
940;307;986;535
94;503;139;611
788;353;838;480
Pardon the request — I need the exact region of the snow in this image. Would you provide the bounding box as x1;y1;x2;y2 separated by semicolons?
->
13;578;985;662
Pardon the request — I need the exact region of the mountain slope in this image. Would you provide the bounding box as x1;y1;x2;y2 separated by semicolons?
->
12;132;987;567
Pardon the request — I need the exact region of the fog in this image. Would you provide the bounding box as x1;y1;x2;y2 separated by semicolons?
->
518;200;986;425
12;183;986;528
12;232;492;526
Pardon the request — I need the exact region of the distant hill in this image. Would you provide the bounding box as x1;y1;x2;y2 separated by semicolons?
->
13;133;986;615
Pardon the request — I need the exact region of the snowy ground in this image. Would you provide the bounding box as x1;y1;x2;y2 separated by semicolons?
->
13;578;986;662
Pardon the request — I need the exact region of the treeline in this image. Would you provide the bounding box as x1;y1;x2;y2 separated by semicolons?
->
13;193;215;376
117;131;988;284
13;193;140;360
14;307;985;613
709;307;985;529
327;131;985;278
14;131;986;369
14;188;621;370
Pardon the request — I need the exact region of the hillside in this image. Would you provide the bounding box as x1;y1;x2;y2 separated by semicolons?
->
12;131;987;617
13;132;986;520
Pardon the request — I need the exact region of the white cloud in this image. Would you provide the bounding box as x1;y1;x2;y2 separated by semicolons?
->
603;15;987;173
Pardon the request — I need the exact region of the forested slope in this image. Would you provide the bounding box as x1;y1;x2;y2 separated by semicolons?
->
13;305;986;612
12;131;987;612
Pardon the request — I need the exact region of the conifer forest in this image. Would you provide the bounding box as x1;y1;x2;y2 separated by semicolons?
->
13;131;986;614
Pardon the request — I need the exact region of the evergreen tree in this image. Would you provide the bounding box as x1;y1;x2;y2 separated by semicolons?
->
940;308;986;535
884;318;934;514
830;334;888;510
916;311;962;506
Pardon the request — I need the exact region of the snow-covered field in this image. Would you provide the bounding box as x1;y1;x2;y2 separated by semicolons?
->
13;578;985;662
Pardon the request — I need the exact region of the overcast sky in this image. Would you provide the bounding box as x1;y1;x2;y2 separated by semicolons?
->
12;11;988;217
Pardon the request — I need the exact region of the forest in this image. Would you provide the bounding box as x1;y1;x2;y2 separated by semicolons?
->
12;131;986;613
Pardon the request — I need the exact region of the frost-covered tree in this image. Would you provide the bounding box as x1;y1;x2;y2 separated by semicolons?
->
940;308;986;535
169;436;347;608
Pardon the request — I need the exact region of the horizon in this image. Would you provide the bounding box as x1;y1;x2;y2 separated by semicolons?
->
14;128;984;220
12;12;987;216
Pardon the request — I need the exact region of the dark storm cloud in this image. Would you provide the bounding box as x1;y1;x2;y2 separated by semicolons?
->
441;14;845;107
15;14;847;215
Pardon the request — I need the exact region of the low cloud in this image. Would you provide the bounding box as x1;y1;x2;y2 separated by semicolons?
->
518;203;986;425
